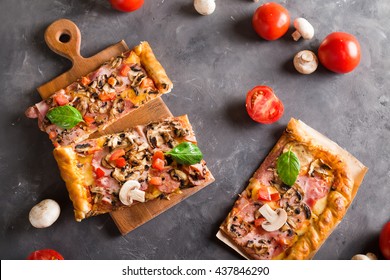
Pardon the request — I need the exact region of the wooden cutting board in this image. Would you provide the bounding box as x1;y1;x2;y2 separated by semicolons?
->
37;19;214;235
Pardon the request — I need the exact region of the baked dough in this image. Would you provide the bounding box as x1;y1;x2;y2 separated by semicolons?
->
54;115;214;222
26;41;173;146
218;118;367;259
134;41;173;93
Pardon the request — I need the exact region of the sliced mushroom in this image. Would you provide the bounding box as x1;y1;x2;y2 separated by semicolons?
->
308;159;332;178
119;180;145;205
258;204;288;232
170;169;189;185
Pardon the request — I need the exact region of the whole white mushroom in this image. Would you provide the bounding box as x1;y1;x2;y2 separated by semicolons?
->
29;199;61;228
194;0;216;16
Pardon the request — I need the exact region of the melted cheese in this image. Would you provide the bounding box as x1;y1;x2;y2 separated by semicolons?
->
284;143;314;172
121;88;149;106
78;155;94;186
124;51;141;65
312;196;328;216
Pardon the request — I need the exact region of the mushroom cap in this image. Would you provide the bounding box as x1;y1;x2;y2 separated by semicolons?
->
294;18;314;39
194;0;216;16
29;199;61;228
293;50;318;74
351;253;377;260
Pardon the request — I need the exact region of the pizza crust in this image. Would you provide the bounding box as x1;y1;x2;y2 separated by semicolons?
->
217;118;368;259
53;146;92;222
134;41;173;94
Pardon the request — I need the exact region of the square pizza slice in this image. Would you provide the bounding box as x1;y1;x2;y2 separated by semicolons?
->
53;115;214;222
218;118;367;260
25;41;173;146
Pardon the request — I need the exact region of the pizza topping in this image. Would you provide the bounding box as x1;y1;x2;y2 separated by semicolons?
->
258;204;288;232
308;159;334;182
46;105;83;129
145;120;190;149
276;149;300;186
296;175;331;208
119;180;145;205
165;142;203;165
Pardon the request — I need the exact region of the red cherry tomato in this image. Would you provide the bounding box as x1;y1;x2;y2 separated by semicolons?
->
379;222;390;260
252;2;290;41
109;0;144;13
27;249;64;260
318;32;361;73
245;85;284;124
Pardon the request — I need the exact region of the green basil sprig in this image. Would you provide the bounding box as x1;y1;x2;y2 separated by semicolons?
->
165;142;203;165
46;105;83;129
276;149;300;186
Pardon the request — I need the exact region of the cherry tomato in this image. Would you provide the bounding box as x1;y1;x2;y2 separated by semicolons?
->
245;85;284;124
318;32;361;73
27;249;64;260
252;2;290;41
109;0;144;13
379;221;390;260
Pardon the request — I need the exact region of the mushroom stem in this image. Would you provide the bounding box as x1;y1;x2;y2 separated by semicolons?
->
293;50;318;74
292;30;302;41
258;204;288;232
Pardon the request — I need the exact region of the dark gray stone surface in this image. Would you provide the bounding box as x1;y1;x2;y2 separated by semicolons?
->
0;0;389;260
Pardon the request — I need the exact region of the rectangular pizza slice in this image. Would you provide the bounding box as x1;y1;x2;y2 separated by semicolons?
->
217;118;368;260
25;41;173;146
53;115;214;222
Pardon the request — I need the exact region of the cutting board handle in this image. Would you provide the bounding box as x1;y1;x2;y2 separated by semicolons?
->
44;19;84;66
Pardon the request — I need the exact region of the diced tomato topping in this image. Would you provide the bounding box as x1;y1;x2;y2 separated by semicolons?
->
107;77;117;87
83;115;95;125
99;92;116;101
153;150;165;161
95;168;105;179
53;142;60;148
149;176;163;186
119;64;130;77
115;157;126;168
258;187;281;202
49;131;57;140
81;76;91;86
86;146;102;155
152;158;165;171
140;77;156;90
54;94;69;106
152;151;165;171
109;149;126;161
254;217;266;228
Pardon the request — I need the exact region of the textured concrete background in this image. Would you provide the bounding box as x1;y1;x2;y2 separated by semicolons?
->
0;0;389;260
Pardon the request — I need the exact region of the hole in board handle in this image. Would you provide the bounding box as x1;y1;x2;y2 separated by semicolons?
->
59;33;71;43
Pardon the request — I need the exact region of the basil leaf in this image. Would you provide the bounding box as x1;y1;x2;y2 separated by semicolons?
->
165;142;203;165
46;105;83;129
276;150;300;186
